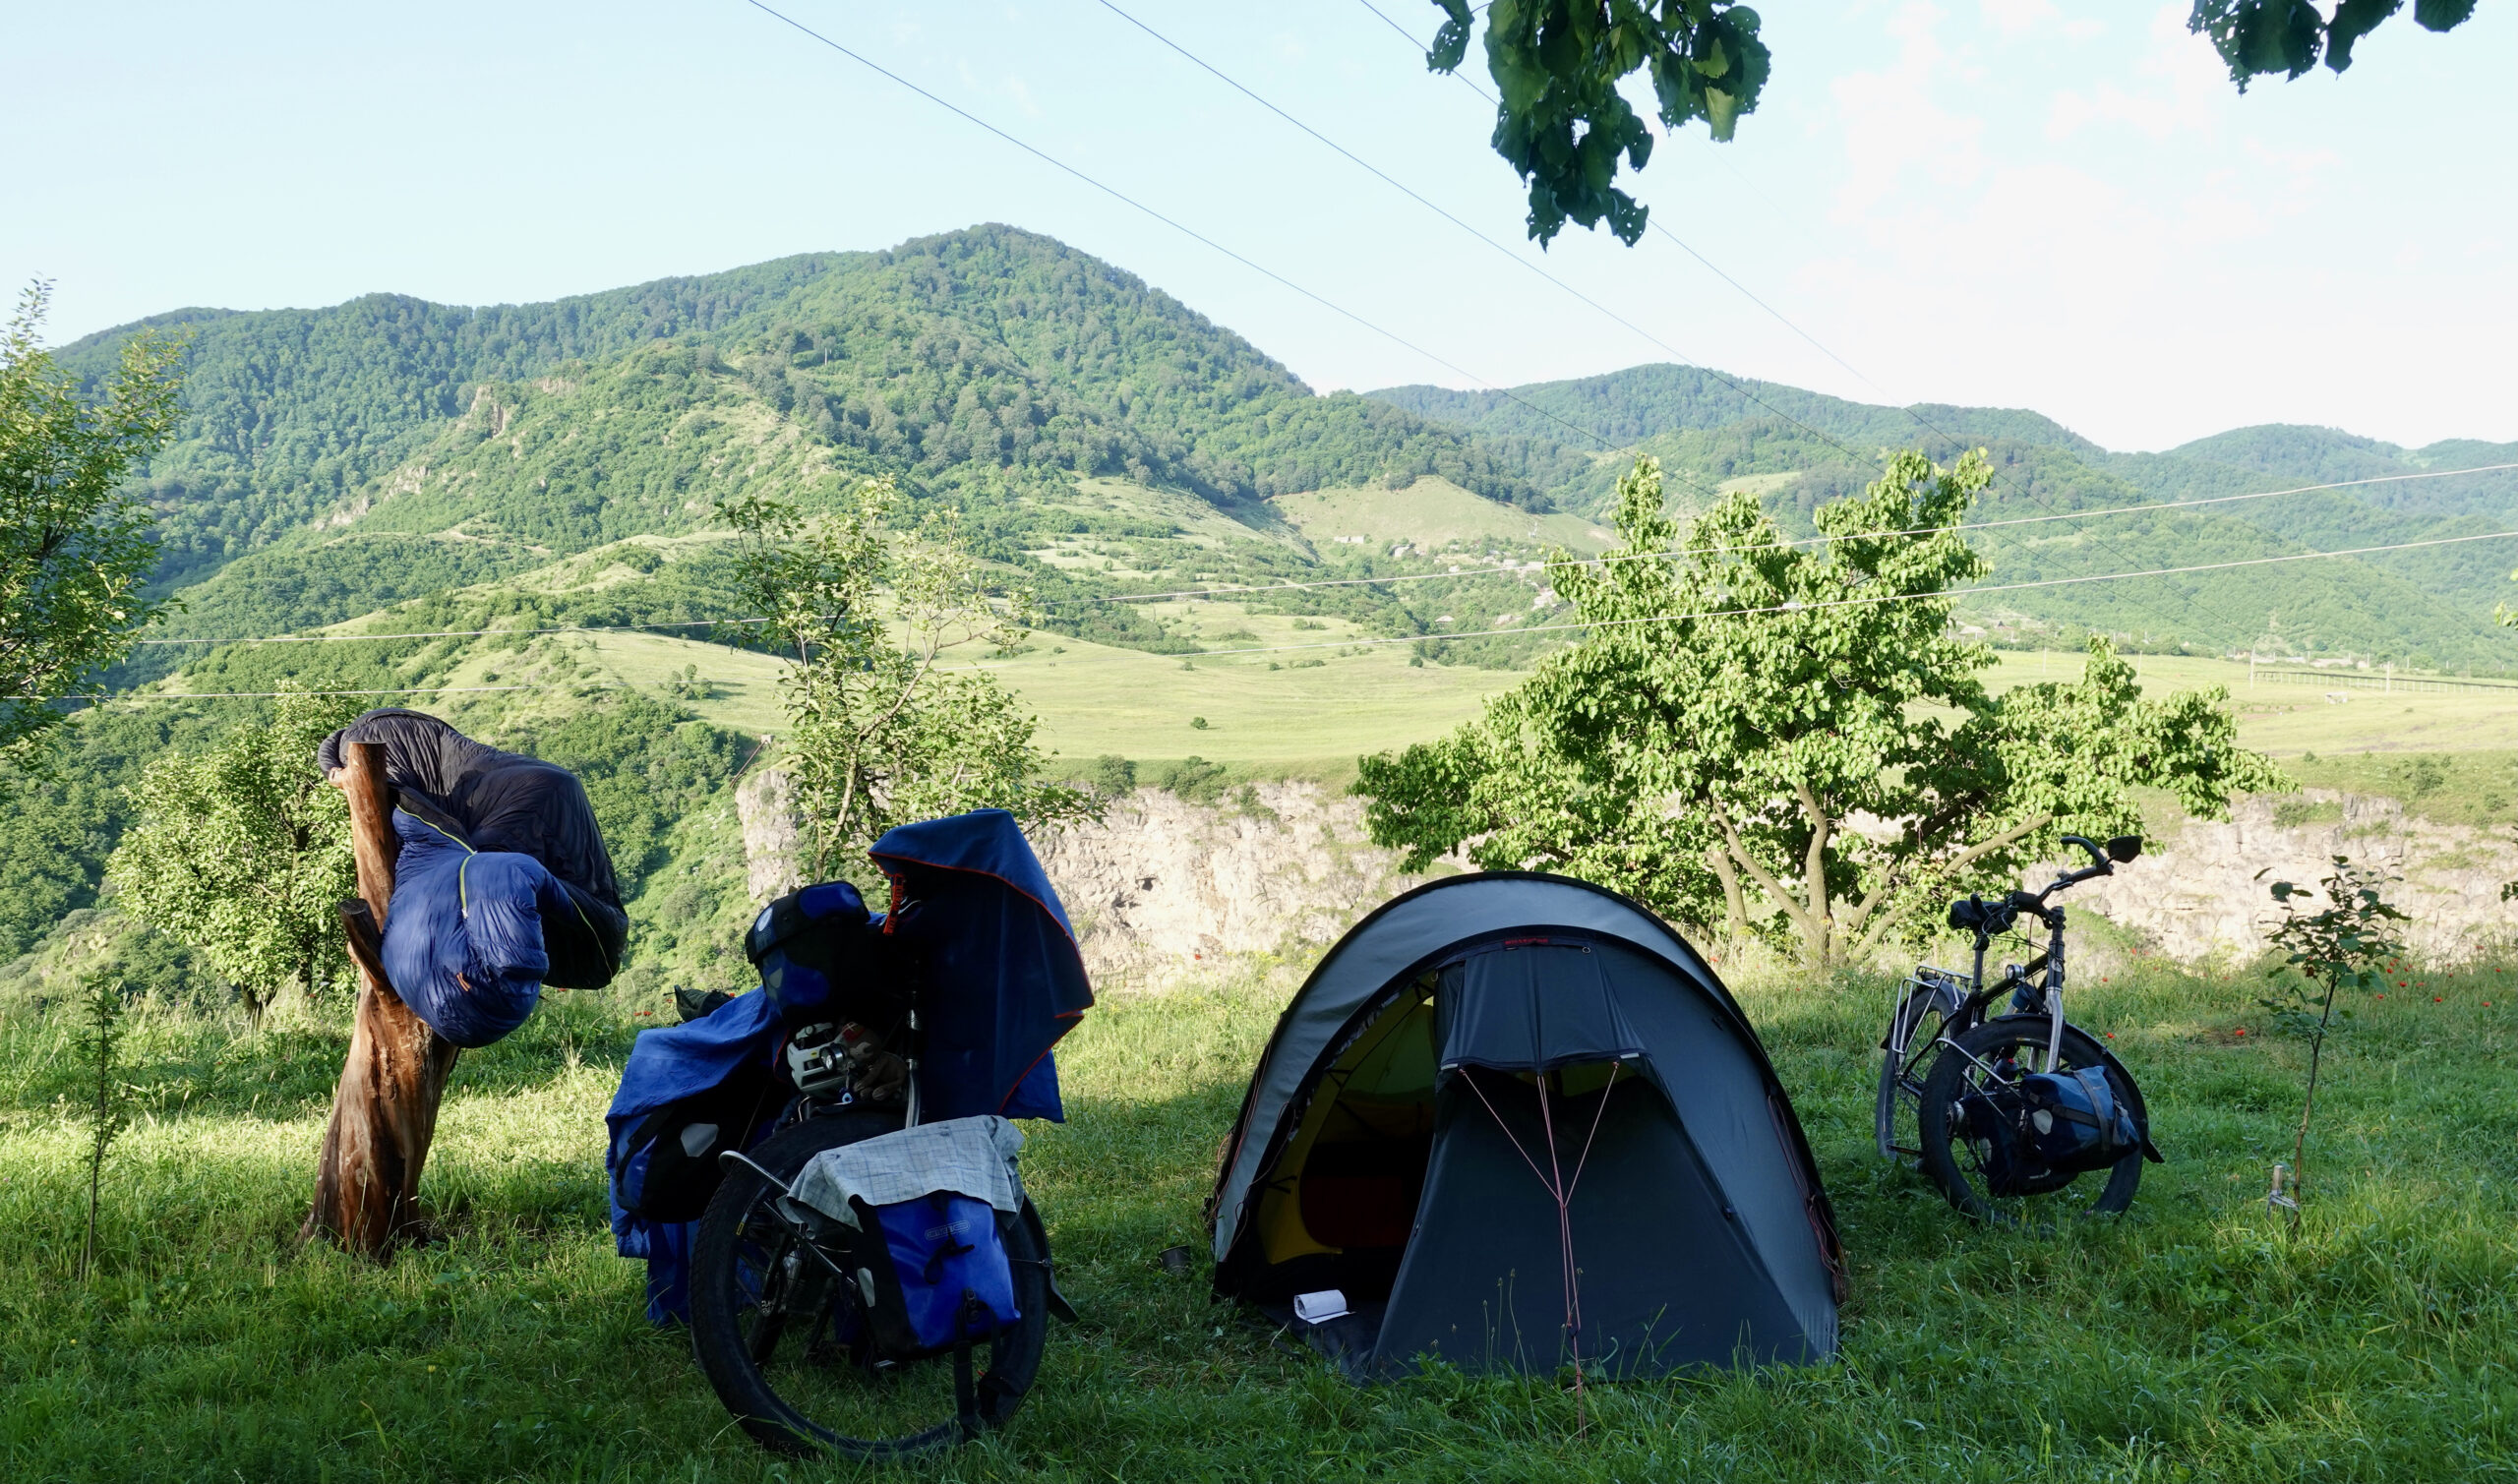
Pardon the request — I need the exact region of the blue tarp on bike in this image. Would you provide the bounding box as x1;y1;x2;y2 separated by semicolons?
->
869;808;1092;1123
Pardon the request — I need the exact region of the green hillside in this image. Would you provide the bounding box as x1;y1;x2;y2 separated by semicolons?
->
1375;370;2518;670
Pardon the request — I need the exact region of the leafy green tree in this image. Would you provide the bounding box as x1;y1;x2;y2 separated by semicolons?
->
720;475;1093;877
1425;0;1769;246
1;282;185;785
2188;1;2482;89
105;687;363;1025
1356;453;2283;969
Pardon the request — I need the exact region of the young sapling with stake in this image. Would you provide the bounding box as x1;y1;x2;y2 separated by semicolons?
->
2257;856;2408;1229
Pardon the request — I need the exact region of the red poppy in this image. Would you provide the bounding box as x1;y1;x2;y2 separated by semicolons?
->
2434;996;2443;1003
2235;1028;2248;1037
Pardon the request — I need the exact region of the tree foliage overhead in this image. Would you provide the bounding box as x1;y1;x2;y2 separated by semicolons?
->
1;283;185;784
1355;453;2284;967
2188;0;2481;89
105;685;364;1024
1427;0;1769;245
1423;2;2482;246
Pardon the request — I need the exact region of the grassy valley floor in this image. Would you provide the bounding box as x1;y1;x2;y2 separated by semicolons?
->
4;952;2515;1482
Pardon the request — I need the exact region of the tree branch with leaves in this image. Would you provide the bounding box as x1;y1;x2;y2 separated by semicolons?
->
2258;856;2407;1228
106;685;364;1026
0;281;186;787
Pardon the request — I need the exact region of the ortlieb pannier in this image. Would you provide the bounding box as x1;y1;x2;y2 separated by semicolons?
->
791;1115;1029;1357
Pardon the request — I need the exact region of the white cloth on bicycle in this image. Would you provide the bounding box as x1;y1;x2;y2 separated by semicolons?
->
789;1114;1026;1228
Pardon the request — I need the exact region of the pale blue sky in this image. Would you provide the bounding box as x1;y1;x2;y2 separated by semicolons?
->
7;1;2509;451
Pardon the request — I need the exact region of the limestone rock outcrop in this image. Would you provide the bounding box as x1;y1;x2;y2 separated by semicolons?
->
2068;791;2515;964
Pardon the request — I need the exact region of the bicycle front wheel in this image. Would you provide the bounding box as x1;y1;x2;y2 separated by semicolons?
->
689;1109;1050;1459
1916;1015;2148;1222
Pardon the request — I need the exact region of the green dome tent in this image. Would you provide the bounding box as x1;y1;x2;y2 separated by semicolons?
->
1207;872;1845;1379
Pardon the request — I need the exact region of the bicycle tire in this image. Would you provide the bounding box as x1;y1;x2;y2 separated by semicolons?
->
1876;981;1968;1161
689;1108;1050;1458
1916;1015;2148;1221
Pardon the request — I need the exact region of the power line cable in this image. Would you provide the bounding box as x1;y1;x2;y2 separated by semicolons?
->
136;461;2518;645
1049;459;2518;606
81;530;2515;699
1106;0;1926;491
1348;0;2248;642
138;615;775;646
736;0;1628;464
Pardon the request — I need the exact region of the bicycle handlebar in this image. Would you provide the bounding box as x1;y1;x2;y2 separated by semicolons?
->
1946;833;2143;940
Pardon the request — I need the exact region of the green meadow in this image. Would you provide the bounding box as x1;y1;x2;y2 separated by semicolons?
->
6;943;2515;1482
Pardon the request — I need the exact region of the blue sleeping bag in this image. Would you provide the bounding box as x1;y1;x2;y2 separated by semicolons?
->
381;809;586;1048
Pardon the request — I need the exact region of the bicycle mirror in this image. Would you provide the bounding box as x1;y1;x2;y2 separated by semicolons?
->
2105;835;2142;863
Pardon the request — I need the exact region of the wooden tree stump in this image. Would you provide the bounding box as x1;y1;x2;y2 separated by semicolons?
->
303;741;459;1258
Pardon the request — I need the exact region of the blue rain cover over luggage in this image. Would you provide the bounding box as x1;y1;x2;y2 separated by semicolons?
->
604;989;786;1324
381;810;593;1048
869;809;1093;1123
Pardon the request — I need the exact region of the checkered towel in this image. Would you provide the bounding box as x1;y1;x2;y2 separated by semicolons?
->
790;1114;1026;1227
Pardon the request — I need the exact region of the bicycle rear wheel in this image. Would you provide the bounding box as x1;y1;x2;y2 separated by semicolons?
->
1876;977;1966;1162
689;1109;1049;1458
1916;1015;2147;1222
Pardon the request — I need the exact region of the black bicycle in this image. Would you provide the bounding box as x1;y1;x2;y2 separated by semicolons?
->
1876;834;2163;1220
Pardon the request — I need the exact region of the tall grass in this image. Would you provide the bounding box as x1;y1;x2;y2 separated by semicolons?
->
2;949;2513;1482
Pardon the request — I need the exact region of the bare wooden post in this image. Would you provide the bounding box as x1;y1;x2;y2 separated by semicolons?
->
303;741;459;1258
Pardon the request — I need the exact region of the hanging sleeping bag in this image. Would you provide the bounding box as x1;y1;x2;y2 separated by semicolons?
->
381;808;595;1048
320;708;627;987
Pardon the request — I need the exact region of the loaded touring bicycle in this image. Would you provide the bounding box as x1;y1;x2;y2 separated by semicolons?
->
605;810;1089;1458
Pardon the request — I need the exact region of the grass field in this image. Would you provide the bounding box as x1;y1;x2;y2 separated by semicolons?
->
543;633;2518;789
5;947;2515;1482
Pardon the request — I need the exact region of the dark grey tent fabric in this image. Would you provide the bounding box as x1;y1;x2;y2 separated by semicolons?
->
1208;872;1843;1380
318;708;627;987
1374;1072;1804;1377
1439;939;1644;1072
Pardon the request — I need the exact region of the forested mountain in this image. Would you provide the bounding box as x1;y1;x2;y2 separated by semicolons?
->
1377;368;2518;670
60;225;1566;592
12;222;2515;998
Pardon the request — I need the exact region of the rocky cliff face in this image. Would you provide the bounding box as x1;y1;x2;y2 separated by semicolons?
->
2070;791;2516;963
1032;782;1439;987
733;769;2514;979
732;773;1437;987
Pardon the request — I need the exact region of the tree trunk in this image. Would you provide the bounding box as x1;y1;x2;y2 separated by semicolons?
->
302;742;458;1259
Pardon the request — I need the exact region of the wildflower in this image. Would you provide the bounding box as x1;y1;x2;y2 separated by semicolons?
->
2235;1028;2248;1037
2433;996;2442;1003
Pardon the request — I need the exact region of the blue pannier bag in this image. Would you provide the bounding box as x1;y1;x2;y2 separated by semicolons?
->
851;1191;1021;1355
791;1116;1028;1357
2018;1065;2145;1174
747;880;899;1028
